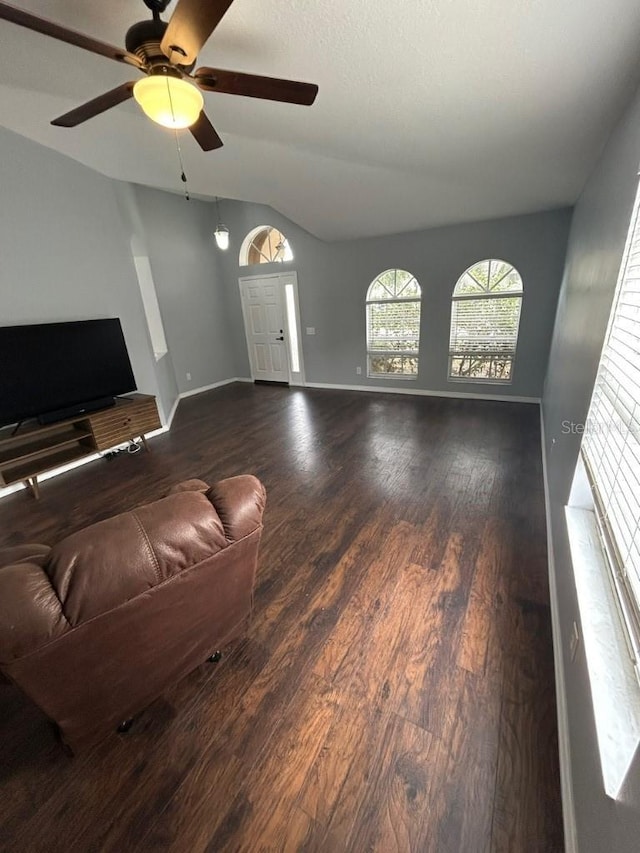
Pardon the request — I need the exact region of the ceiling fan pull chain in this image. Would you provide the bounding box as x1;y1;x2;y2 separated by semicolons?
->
165;74;189;201
174;128;190;201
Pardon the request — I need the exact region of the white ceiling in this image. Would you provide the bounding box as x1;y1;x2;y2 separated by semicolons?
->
1;0;640;240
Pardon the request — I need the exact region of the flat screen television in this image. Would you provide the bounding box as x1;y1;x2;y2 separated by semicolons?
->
0;318;137;427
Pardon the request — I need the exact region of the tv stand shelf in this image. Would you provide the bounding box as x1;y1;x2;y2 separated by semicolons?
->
0;394;161;498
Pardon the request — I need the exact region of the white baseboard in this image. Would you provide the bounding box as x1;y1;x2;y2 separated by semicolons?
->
0;424;176;498
141;424;170;440
178;376;249;401
0;450;104;498
162;377;253;429
0;378;254;498
305;380;540;404
0;377;538;500
161;396;180;431
540;407;578;853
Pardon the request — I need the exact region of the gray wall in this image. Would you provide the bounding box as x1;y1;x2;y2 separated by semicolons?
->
0;126;165;414
214;200;572;399
112;182;179;423
0;121;570;418
132;185;239;395
543;84;640;850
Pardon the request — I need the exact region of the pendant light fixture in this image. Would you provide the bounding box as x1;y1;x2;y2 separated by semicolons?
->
214;197;230;250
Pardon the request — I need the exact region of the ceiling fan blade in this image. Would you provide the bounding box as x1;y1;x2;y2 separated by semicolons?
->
194;68;318;106
161;0;235;66
51;83;136;128
189;112;224;151
0;1;143;68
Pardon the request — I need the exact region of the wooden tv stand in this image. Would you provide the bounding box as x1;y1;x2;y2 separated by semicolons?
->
0;394;161;498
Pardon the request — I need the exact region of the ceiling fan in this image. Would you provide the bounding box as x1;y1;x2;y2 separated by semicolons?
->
0;0;319;151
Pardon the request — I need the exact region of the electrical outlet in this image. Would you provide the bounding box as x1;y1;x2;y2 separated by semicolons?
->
186;372;191;381
306;327;316;335
570;621;580;661
356;366;362;375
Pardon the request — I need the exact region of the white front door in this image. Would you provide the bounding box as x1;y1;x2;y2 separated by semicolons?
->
240;278;290;382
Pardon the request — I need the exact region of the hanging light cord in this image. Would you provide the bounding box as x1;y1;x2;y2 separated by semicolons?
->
174;129;189;201
165;72;190;201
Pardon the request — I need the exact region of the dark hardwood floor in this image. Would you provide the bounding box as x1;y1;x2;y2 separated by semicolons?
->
0;383;563;852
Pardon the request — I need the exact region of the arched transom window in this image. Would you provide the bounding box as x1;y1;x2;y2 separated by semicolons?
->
449;259;523;383
366;269;422;378
239;226;293;266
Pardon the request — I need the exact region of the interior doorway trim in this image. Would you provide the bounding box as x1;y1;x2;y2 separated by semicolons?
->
238;271;306;386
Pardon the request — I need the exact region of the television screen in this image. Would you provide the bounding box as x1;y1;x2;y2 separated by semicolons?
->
0;319;137;427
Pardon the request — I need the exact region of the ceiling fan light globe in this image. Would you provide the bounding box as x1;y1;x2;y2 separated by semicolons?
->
214;224;230;250
133;76;203;129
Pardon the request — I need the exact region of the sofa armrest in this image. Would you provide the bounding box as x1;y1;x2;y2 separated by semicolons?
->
0;561;69;664
206;475;267;542
0;476;267;665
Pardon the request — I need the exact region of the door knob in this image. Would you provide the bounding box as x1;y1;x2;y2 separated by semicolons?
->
276;336;284;341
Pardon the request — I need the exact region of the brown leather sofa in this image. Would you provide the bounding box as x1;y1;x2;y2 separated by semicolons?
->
0;474;266;752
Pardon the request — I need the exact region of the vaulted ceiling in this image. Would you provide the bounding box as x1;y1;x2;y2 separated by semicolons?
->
1;0;640;240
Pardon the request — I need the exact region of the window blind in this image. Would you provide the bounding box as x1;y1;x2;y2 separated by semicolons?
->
367;299;421;353
366;270;422;377
582;186;640;637
449;293;522;356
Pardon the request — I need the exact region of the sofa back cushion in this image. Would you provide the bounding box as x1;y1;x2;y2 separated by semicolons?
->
46;491;229;626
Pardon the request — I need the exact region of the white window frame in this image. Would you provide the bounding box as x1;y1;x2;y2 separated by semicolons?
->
239;226;293;267
566;175;640;799
581;178;640;658
448;259;523;384
366;269;422;380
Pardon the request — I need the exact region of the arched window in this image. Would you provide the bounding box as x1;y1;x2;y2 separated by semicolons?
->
239;226;293;266
449;259;523;383
366;269;421;378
